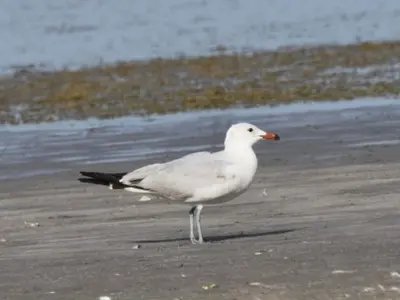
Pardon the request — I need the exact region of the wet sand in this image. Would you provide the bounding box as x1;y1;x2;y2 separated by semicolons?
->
1;100;400;299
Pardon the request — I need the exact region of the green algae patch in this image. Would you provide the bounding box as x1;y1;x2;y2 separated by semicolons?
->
1;40;400;124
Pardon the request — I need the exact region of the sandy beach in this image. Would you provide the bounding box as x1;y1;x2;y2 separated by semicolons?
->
0;99;399;299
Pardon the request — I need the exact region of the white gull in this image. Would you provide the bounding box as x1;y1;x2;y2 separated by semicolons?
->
79;122;280;244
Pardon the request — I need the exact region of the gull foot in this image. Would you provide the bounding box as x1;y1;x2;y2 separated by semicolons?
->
190;237;204;244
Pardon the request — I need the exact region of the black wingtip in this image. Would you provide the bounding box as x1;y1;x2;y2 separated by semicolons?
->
78;177;109;185
78;177;126;189
78;171;129;189
80;171;95;177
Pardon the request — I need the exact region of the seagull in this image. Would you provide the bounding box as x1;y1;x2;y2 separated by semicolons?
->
78;122;280;244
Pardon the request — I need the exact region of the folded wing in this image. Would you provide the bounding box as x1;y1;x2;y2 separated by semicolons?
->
120;151;239;201
120;151;212;184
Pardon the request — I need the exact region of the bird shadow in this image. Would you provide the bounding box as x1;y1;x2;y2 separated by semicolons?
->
132;227;300;244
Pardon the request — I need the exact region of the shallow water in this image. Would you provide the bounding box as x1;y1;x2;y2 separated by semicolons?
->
1;97;397;132
1;98;399;180
1;0;400;72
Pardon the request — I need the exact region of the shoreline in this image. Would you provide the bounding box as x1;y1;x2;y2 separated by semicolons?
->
1;40;400;125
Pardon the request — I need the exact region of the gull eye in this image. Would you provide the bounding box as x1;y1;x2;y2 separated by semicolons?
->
247;128;253;132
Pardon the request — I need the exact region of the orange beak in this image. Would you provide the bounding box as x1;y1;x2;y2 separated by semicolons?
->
261;131;280;141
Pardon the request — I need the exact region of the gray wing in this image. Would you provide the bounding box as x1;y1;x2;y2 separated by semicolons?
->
120;153;239;201
120;151;212;184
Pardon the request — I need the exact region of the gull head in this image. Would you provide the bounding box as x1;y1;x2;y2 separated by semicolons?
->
224;122;280;148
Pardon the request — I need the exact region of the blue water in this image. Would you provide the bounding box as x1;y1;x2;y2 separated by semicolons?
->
1;0;400;73
0;97;399;180
1;0;400;177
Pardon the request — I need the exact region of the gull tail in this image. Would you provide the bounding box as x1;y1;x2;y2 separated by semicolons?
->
78;171;153;194
78;171;128;190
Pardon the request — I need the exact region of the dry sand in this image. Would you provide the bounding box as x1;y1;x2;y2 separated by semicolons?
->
1;100;400;300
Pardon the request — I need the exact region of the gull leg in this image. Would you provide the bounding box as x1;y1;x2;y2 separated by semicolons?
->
189;206;197;244
195;204;204;244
